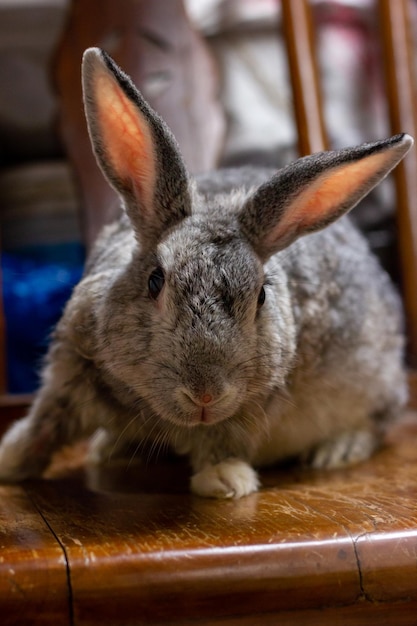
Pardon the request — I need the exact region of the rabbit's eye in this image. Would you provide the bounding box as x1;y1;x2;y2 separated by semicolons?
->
148;266;165;300
257;286;266;307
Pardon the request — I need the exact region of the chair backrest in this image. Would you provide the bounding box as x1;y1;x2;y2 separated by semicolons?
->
281;0;417;370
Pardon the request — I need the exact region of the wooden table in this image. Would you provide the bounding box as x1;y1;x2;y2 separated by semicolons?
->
1;417;417;626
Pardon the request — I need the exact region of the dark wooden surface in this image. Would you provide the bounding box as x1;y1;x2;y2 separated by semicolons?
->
1;416;417;625
0;485;70;625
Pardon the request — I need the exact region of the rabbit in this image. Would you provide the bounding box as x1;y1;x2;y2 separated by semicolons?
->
0;47;413;499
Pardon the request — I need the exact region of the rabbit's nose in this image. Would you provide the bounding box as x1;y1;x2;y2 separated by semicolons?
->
180;384;241;409
179;389;217;407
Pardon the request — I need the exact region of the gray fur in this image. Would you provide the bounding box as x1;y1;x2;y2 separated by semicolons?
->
0;48;412;498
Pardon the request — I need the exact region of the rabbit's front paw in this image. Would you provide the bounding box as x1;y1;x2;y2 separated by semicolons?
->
191;458;259;499
0;439;24;482
0;417;38;482
88;429;117;465
307;430;378;470
87;428;139;466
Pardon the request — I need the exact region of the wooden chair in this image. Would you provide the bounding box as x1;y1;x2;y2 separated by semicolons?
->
2;1;417;624
282;0;417;377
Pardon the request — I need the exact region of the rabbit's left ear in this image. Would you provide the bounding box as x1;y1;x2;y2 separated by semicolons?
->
240;134;413;260
82;48;191;248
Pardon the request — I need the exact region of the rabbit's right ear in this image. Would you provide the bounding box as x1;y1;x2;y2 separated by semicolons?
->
82;48;191;247
239;134;413;260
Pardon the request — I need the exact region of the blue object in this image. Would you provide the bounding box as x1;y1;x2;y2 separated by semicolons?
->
1;246;84;394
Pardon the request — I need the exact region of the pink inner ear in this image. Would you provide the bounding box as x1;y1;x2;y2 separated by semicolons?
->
93;68;156;212
266;150;393;247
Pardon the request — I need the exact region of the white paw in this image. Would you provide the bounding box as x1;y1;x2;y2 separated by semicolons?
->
191;458;259;499
87;429;114;465
308;430;378;470
87;429;142;468
0;417;33;481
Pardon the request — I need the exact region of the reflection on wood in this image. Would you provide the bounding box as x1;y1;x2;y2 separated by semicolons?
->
1;417;416;624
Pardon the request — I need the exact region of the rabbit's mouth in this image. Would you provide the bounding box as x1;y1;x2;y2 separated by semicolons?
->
189;405;232;427
163;385;242;427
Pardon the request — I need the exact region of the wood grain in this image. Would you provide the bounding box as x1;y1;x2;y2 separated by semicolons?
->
16;417;417;625
0;485;70;625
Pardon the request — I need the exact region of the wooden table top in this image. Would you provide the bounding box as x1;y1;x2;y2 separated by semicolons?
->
1;416;417;626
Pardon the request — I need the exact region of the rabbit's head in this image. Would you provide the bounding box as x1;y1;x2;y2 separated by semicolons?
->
81;48;412;428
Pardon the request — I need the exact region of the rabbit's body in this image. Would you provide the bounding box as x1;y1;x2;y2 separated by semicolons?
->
87;186;405;465
0;49;411;498
254;226;404;467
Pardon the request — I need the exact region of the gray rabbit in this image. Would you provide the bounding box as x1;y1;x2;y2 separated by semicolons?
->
0;48;413;498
